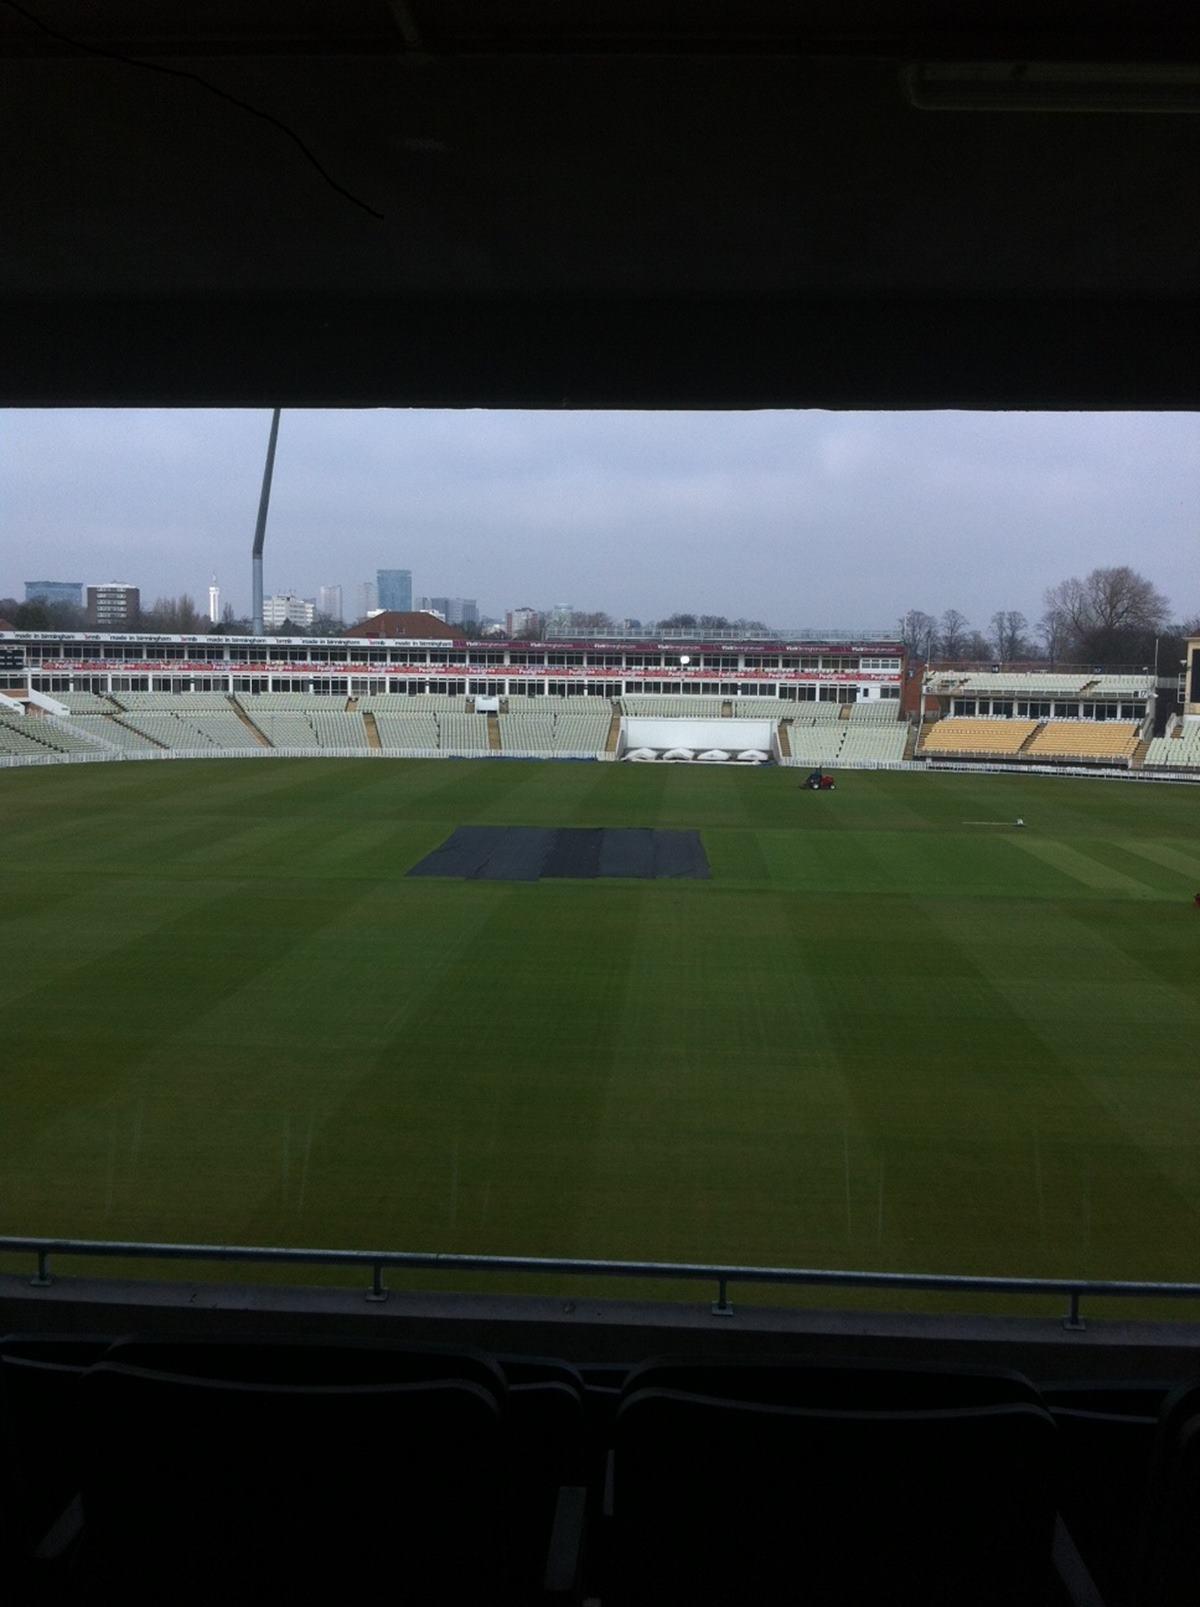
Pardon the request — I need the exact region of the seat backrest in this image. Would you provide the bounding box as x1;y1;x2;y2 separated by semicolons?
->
612;1387;1057;1607
103;1335;506;1395
621;1354;1043;1411
80;1364;506;1602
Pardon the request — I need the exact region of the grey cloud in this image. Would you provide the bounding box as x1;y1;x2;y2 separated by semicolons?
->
2;409;1196;626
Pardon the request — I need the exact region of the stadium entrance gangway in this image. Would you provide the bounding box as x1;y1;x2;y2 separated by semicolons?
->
4;1234;1200;1333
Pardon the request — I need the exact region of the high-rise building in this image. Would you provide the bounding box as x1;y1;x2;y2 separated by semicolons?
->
262;593;315;628
25;580;83;607
86;583;139;628
376;569;412;612
356;581;378;620
420;596;478;627
506;606;541;637
318;584;343;623
208;575;220;624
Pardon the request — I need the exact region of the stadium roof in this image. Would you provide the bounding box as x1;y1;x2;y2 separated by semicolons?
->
2;0;1197;410
342;611;460;639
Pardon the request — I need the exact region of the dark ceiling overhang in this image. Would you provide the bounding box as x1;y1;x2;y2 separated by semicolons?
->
3;1;1198;409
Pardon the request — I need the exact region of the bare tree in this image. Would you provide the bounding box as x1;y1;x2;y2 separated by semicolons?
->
897;609;937;660
1037;606;1070;665
1043;566;1171;664
569;610;614;632
990;609;1029;663
938;608;970;660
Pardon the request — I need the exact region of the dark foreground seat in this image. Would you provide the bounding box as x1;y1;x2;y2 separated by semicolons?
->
1136;1379;1200;1607
79;1362;506;1605
1041;1382;1172;1606
0;1335;116;1564
608;1358;1060;1606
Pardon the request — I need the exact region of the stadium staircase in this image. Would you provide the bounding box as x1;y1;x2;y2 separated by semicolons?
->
777;723;791;758
721;700;733;718
1018;724;1044;754
487;714;501;751
230;702;270;747
1130;737;1151;769
605;708;622;754
364;712;382;751
903;722;919;761
838;704;853;720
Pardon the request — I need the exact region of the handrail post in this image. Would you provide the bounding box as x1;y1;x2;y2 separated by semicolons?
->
1063;1290;1086;1331
365;1261;388;1302
711;1276;734;1317
30;1250;52;1288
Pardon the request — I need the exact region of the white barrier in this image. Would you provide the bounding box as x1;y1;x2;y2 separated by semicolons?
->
0;746;609;771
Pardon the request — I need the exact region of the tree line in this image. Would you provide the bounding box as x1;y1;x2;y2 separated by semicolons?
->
900;566;1196;670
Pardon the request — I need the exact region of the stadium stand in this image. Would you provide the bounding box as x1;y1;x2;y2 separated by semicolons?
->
620;696;725;718
554;709;611;752
784;728;846;765
8;1332;1186;1604
730;697;783;717
372;712;439;751
1025;722;1140;763
439;712;491;751
57;691;118;713
249;712;320;748
921;719;1038;757
70;716;164;752
1145;727;1200;769
845;701;904;725
111;692;236;712
234;692;343;712
496;710;557;752
838;727;908;763
0;714;108;757
358;694;468;712
790;703;846;725
308;712;370;749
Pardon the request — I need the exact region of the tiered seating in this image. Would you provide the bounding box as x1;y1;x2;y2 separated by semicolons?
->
235;692;334;712
359;693;467;712
620;696;724;717
252;712;320;748
496;711;557;752
308;712;369;748
554;710;611;752
921;719;1037;756
1025;722;1139;763
57;691;117;713
731;698;783;717
846;701;902;724
0;715;61;757
4;1332;1200;1604
1145;728;1200;769
785;727;846;765
839;726;908;763
112;692;233;712
439;712;490;750
0;714;108;756
73;716;161;751
1080;675;1155;695
791;703;846;725
372;712;438;750
114;713;259;750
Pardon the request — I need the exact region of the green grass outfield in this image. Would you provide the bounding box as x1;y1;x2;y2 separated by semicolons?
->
2;758;1199;1315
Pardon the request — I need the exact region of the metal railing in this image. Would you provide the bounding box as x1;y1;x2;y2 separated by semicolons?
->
4;1235;1200;1331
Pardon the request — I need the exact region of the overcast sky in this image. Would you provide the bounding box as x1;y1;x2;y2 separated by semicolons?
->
3;409;1196;628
